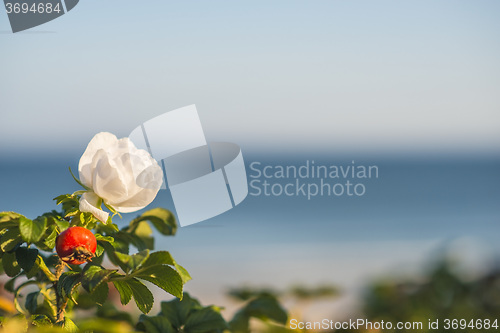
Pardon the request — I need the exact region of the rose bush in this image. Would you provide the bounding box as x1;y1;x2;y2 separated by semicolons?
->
78;132;163;223
0;131;290;333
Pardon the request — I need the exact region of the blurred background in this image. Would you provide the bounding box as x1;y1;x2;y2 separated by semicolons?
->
1;0;499;328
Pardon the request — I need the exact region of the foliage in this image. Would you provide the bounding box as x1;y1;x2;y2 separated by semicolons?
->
0;192;190;331
227;285;339;302
136;292;288;333
360;259;500;333
0;191;293;333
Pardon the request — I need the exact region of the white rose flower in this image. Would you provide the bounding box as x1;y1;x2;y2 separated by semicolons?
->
78;132;163;223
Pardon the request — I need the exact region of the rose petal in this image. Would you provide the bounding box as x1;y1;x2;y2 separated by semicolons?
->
78;132;163;215
91;149;129;203
79;192;109;223
79;132;119;188
112;188;160;213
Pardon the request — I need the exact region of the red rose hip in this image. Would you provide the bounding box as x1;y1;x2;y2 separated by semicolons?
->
56;226;97;265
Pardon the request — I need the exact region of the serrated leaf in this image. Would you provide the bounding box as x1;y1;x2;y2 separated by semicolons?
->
0;211;23;221
62;317;79;332
109;234;130;253
35;226;58;251
25;292;39;314
34;255;56;281
184;306;228;333
115;278;154;314
0;211;23;230
115;250;149;273
143;251;191;284
54;194;73;205
95;234;114;243
25;261;40;279
142;251;175;267
112;279;133;306
100;242;125;270
64;208;79;218
0;227;23;252
136;265;183;299
90;280;109;305
160;293;202;329
3;252;21;277
128;221;154;251
56;219;70;232
137;315;175;333
130;208;177;236
58;272;81;303
130;278;154;314
95;243;105;257
99;223;120;233
15;247;38;272
176;265;192;284
81;265;116;293
30;314;52;327
19;216;47;243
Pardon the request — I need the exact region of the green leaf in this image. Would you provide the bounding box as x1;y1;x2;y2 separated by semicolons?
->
58;272;81;303
95;233;114;243
100;241;126;270
77;318;133;333
3;252;21;277
142;251;175;266
176;265;191;284
19;216;47;243
25;292;39;314
130;221;154;250
112;279;133;306
15;247;38;272
35;226;58;251
137;315;175;333
95;244;105;257
54;194;74;205
143;251;192;284
0;211;23;230
62;317;79;332
13;281;40;315
184;306;228;333
136;265;183;299
34;255;56;281
117;278;154;314
90;280;109;305
0;227;23;252
56;219;70;232
130;208;177;236
229;311;250;333
160;293;202;329
115;250;150;273
30;314;52;327
64;208;79;218
98;222;120;234
244;296;288;325
5;275;19;292
81;265;116;293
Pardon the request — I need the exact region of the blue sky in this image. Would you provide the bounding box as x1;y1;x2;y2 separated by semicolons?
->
1;1;499;156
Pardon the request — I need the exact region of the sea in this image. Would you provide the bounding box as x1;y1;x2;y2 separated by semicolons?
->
1;152;499;319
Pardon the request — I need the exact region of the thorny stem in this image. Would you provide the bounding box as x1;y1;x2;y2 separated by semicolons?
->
54;258;67;323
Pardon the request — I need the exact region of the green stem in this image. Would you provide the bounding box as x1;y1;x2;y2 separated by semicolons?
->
54;259;66;323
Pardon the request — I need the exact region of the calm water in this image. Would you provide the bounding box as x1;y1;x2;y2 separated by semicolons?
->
1;152;499;315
